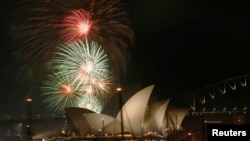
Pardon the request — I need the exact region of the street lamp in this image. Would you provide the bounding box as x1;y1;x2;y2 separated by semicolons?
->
116;87;124;140
101;118;104;136
25;97;32;141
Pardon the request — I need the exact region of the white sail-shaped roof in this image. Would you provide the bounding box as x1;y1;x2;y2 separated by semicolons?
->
115;85;155;136
104;118;131;135
102;82;142;117
143;99;170;132
164;108;190;129
83;113;114;129
64;107;94;136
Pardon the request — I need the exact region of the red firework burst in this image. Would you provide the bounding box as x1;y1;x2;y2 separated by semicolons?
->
59;9;95;41
10;0;134;81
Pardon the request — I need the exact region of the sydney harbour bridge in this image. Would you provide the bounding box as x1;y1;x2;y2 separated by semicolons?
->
182;74;249;117
179;74;250;141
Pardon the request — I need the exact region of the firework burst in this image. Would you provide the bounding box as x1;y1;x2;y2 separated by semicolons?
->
41;40;114;113
47;40;114;98
58;9;94;41
11;0;134;80
41;68;83;114
77;95;104;113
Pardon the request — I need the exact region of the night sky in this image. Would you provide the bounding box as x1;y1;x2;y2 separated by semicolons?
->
1;0;250;115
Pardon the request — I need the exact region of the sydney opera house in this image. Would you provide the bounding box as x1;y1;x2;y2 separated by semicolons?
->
63;84;189;140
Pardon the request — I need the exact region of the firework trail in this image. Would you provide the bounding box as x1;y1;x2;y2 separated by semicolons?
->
10;0;134;80
41;40;114;113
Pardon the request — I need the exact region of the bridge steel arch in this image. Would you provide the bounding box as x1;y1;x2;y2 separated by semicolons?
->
181;74;250;124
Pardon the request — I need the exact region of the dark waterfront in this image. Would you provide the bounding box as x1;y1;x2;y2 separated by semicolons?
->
1;112;249;141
